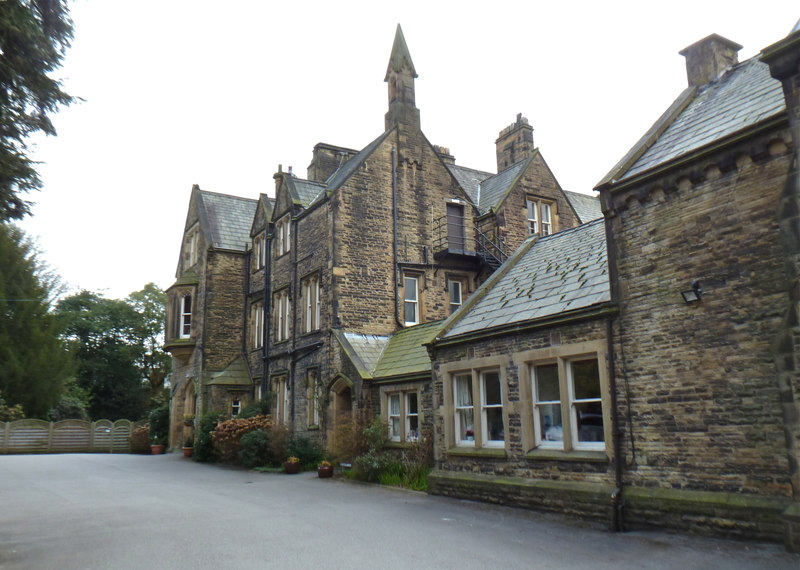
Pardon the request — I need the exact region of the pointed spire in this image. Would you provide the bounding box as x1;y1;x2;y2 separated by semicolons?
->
384;24;420;130
385;24;417;80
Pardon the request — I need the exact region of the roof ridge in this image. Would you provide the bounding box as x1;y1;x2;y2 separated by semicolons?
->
198;189;258;202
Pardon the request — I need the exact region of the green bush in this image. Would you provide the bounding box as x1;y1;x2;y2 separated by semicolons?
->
148;404;170;444
239;429;272;468
353;450;401;483
240;396;272;419
287;435;324;469
211;415;272;465
48;396;89;421
193;412;224;463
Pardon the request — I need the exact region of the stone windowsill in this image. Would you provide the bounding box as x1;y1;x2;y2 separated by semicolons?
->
447;446;507;459
525;448;609;463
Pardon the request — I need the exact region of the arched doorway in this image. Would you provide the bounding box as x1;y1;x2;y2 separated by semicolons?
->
327;376;353;453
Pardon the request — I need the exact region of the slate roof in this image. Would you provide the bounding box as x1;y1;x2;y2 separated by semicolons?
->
326;130;394;191
333;330;389;378
445;164;493;205
564;190;602;223
286;177;326;208
443;218;610;339
478;159;529;213
372;320;444;379
614;56;785;183
198;190;259;251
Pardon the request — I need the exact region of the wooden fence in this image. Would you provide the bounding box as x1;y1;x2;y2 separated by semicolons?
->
0;419;141;454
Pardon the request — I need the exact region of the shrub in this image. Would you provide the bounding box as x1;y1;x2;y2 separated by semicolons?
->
148;404;170;444
353;450;401;483
211;415;273;465
287;435;324;469
239;429;271;468
0;391;24;422
131;424;150;454
329;410;371;463
48;395;89;421
193;412;224;463
240;396;272;419
267;423;290;464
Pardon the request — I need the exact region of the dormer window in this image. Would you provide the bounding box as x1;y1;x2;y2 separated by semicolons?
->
253;233;266;270
275;215;291;256
180;295;192;338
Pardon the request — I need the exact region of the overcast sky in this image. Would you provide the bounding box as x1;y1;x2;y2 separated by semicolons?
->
19;0;799;300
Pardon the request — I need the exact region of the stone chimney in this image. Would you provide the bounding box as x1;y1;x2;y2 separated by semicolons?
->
679;34;742;87
307;143;356;183
495;113;534;172
434;145;456;165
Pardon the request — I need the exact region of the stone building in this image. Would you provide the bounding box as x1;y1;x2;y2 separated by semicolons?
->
163;25;595;448
425;20;800;551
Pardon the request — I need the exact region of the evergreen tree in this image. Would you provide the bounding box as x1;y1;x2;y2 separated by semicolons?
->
0;0;75;220
0;222;72;417
127;283;171;406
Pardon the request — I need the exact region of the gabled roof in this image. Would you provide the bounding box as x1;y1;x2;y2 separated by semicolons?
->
372;320;444;379
563;190;602;223
442;218;610;340
326;129;394;192
197;189;258;251
332;329;389;379
478;158;530;213
285;177;326;208
599;54;785;187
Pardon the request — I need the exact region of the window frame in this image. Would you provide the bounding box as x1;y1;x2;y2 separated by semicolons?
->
403;274;420;326
275;215;291;257
514;340;610;456
526;196;556;237
180;294;192;339
447;278;463;314
273;288;290;342
381;387;422;444
250;301;264;349
252;233;266;270
306;368;320;428
231;399;242;417
272;374;289;424
301;274;321;334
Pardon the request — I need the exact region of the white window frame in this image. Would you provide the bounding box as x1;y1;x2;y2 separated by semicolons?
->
479;370;504;448
274;289;290;342
250;301;264;349
180;294;192;338
187;229;199;267
448;279;463;314
253;233;266;270
526;197;555;236
302;275;320;333
231;399;242;416
453;373;476;447
515;341;609;455
403;275;419;326
384;390;421;444
275;215;291;256
273;375;289;424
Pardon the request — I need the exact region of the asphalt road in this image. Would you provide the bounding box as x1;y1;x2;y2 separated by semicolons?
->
0;453;797;569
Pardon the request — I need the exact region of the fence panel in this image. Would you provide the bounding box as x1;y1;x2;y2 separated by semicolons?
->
0;419;140;454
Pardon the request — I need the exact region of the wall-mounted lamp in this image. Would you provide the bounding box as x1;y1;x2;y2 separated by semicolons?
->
681;280;702;303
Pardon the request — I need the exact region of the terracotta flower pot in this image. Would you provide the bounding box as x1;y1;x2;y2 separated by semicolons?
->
317;465;334;478
182;447;193;458
283;461;300;474
150;444;165;455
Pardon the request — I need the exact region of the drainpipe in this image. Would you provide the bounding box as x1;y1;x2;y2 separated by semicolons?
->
262;229;272;400
607;314;624;532
290;212;299;427
392;146;403;327
242;243;251;355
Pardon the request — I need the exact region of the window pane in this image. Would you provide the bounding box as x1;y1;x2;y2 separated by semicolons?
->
455;375;472;407
485;407;504;442
541;203;551;223
390;417;400;439
538;403;563;442
404;302;416;324
457;408;474;441
404;277;417;301
449;281;462;305
483;372;501;406
575;401;604;443
389;394;400;415
572;359;600;400
534;363;559;402
406;392;418;415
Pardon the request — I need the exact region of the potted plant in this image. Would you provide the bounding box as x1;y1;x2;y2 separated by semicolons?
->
182;436;194;458
283;456;301;474
150;436;166;455
317;460;333;478
183;413;195;427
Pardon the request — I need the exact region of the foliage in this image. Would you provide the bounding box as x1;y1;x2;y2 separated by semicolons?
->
211;415;273;465
193;412;224;463
131;424;150;454
56;287;173;420
354;450;401;483
328;409;372;463
125;283;171;406
48;395;88;421
287;435;324;469
0;391;25;422
0;0;75;221
0;223;73;417
148;404;170;445
363;416;390;451
240;395;272;419
267;423;289;465
239;430;271;469
183;436;193;448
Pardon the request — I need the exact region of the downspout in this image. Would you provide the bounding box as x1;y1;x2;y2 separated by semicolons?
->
392;146;403;327
262;230;272;401
242;243;251;355
290;212;299;427
607;315;624;532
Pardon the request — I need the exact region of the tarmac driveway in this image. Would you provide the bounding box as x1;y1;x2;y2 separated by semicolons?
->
0;453;797;569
